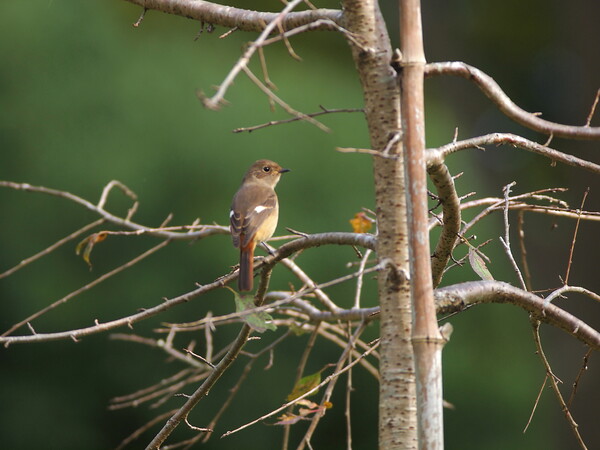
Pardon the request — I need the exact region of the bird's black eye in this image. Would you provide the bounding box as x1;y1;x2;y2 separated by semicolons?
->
263;166;271;172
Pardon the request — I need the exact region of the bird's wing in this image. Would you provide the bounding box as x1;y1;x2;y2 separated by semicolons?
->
230;184;278;248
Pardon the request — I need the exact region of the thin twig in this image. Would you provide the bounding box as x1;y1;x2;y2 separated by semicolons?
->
336;146;399;160
0;181;229;240
523;375;547;433
124;0;343;33
200;0;307;110
257;46;276;111
585;88;600;127
296;321;368;449
115;408;179;450
499;182;527;290
132;7;147;28
564;188;589;285
567;348;593;408
544;285;600;305
425;62;600;140
241;65;329;132
282;323;321;450
354;249;372;309
517;211;533;291
221;338;380;439
530;321;588;449
345;344;353;450
2;239;171;337
201;359;256;443
427;132;600;174
233;107;362;133
277;21;302;60
0;219;104;279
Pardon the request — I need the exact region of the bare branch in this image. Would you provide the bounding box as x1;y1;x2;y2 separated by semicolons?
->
427;133;600;174
221;338;380;439
124;0;342;33
426;62;600;140
241;65;329;132
585;88;600;127
435;281;600;350
0;181;229;240
544;285;600;305
517;211;533;291
0;219;104;279
233;106;363;133
353;248;373;309
455;194;600;225
531;321;588;449
564;188;589;285
523;375;547;434
427;161;461;287
499;182;527;290
297;321;369;449
2;239;171;338
116;408;179;450
0;232;374;343
568;348;593;408
199;0;329;111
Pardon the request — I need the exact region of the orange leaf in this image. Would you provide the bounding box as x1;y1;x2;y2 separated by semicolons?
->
349;212;372;233
75;232;108;269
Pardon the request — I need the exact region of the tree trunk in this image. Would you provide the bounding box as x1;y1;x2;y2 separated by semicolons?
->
399;0;445;448
342;1;417;448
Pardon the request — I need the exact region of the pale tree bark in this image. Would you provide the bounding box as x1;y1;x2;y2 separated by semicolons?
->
341;1;417;448
399;0;444;448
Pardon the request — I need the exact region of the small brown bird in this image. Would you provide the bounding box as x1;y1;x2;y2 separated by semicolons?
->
230;160;290;291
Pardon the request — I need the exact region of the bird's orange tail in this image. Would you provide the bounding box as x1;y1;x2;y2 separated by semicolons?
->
238;242;255;292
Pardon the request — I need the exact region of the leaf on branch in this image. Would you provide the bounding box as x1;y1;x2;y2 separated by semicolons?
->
75;232;108;269
289;322;309;336
274;413;305;426
349;212;373;233
468;247;494;281
299;403;332;417
274;401;333;425
231;290;277;333
286;371;322;401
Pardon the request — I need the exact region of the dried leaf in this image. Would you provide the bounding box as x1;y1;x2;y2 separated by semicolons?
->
296;399;319;408
75;232;108;269
299;401;333;417
468;247;494;280
349;212;372;233
274;413;304;426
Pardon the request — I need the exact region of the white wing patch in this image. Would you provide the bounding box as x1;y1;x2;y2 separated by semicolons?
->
253;205;271;214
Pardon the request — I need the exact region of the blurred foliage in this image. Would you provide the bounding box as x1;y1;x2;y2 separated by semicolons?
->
1;1;599;449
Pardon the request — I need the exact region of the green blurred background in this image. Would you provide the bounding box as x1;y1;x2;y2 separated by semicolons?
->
1;0;598;448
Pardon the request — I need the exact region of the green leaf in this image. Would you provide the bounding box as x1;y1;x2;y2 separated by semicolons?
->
468;247;494;280
232;291;277;333
286;371;322;401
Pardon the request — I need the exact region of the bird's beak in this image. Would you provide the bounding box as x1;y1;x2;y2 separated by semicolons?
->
279;168;291;174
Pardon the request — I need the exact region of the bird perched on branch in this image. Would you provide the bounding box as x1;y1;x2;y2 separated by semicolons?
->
230;159;290;291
